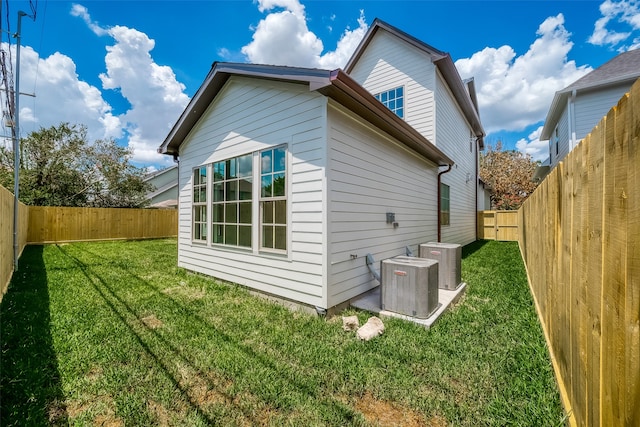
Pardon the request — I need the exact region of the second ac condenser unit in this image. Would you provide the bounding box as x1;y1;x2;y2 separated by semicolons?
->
381;256;439;319
419;242;462;290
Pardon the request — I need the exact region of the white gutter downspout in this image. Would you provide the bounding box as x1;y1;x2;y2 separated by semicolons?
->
568;89;577;151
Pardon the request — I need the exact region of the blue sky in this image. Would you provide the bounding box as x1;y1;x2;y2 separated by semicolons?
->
2;0;640;170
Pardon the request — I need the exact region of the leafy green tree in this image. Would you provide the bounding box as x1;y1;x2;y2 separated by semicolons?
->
0;123;152;207
479;141;539;210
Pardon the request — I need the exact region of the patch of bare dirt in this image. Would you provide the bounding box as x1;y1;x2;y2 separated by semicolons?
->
47;399;68;425
141;314;163;329
352;392;446;427
66;395;124;426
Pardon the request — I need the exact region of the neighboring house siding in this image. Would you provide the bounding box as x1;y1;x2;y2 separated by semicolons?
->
435;73;477;246
146;166;178;206
553;108;570;167
177;77;327;307
574;84;631;140
327;103;438;307
347;30;437;142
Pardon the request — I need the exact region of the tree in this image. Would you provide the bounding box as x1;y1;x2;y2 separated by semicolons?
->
479;141;539;210
0;123;152;207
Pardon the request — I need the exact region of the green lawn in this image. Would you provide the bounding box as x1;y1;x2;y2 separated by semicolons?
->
0;239;565;426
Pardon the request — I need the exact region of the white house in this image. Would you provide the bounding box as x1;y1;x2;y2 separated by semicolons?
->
537;48;640;179
158;19;485;312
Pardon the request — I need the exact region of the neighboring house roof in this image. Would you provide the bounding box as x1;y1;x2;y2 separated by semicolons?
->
540;48;640;140
158;62;454;167
344;18;485;149
144;164;177;181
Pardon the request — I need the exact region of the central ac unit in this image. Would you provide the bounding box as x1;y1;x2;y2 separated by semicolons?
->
381;256;439;319
419;242;462;290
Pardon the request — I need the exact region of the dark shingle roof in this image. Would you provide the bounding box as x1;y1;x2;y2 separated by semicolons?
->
561;48;640;93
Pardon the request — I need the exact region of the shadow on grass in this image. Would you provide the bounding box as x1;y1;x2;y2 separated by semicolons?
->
462;239;490;259
0;246;67;426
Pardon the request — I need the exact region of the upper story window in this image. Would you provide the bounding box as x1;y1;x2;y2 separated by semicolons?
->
374;86;404;119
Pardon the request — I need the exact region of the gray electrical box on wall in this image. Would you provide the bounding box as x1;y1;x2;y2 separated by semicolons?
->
381;256;439;318
419;242;462;290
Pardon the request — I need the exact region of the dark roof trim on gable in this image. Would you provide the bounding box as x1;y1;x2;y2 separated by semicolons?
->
344;18;485;149
158;62;453;167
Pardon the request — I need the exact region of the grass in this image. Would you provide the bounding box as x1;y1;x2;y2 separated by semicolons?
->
0;239;565;426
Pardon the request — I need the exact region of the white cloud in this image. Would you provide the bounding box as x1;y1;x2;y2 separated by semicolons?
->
455;14;592;134
588;0;640;50
515;125;548;162
241;0;368;69
72;5;189;167
2;43;118;144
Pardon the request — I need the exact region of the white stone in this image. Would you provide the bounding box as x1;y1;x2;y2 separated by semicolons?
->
342;315;360;331
356;316;385;341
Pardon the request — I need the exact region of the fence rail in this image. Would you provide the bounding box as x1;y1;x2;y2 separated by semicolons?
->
477;210;519;241
518;78;639;426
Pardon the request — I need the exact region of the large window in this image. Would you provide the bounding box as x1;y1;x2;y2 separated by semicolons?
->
193;166;208;242
212;154;253;248
440;183;450;226
374;86;404;119
260;146;287;251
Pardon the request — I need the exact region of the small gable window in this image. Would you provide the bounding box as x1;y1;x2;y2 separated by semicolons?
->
374;86;404;119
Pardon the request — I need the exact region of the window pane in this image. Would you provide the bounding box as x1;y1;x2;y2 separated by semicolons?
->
225;225;237;245
226;202;238;223
261;151;272;173
239;226;251;247
239;179;252;200
273;174;285;197
226;159;237;179
239;202;251;224
194;206;206;222
199;187;207;203
275;226;286;250
275;200;286;224
212;203;224;222
214;162;224;181
389;99;395;110
397;108;404;119
274;147;286;173
261;175;272;198
238;154;252;177
201;223;207;240
193;188;200;203
263;201;274;223
262;225;273;248
397;86;403;97
226;180;238;201
381;92;387;102
213;183;224;202
213;224;224;243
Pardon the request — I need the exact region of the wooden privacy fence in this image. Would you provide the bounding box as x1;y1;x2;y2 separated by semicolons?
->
27;206;177;243
1;185;29;300
518;79;639;426
1;190;177;300
477;210;518;241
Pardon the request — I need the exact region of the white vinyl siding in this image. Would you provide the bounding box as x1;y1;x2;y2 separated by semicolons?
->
435;73;477;246
327;103;438;307
348;30;437;142
177;77;327;307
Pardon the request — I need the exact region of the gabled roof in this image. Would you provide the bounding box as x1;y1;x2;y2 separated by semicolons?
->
158;62;453;166
540;49;640;140
344;18;485;149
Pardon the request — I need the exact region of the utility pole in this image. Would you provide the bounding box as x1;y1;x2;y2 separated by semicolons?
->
12;10;29;272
